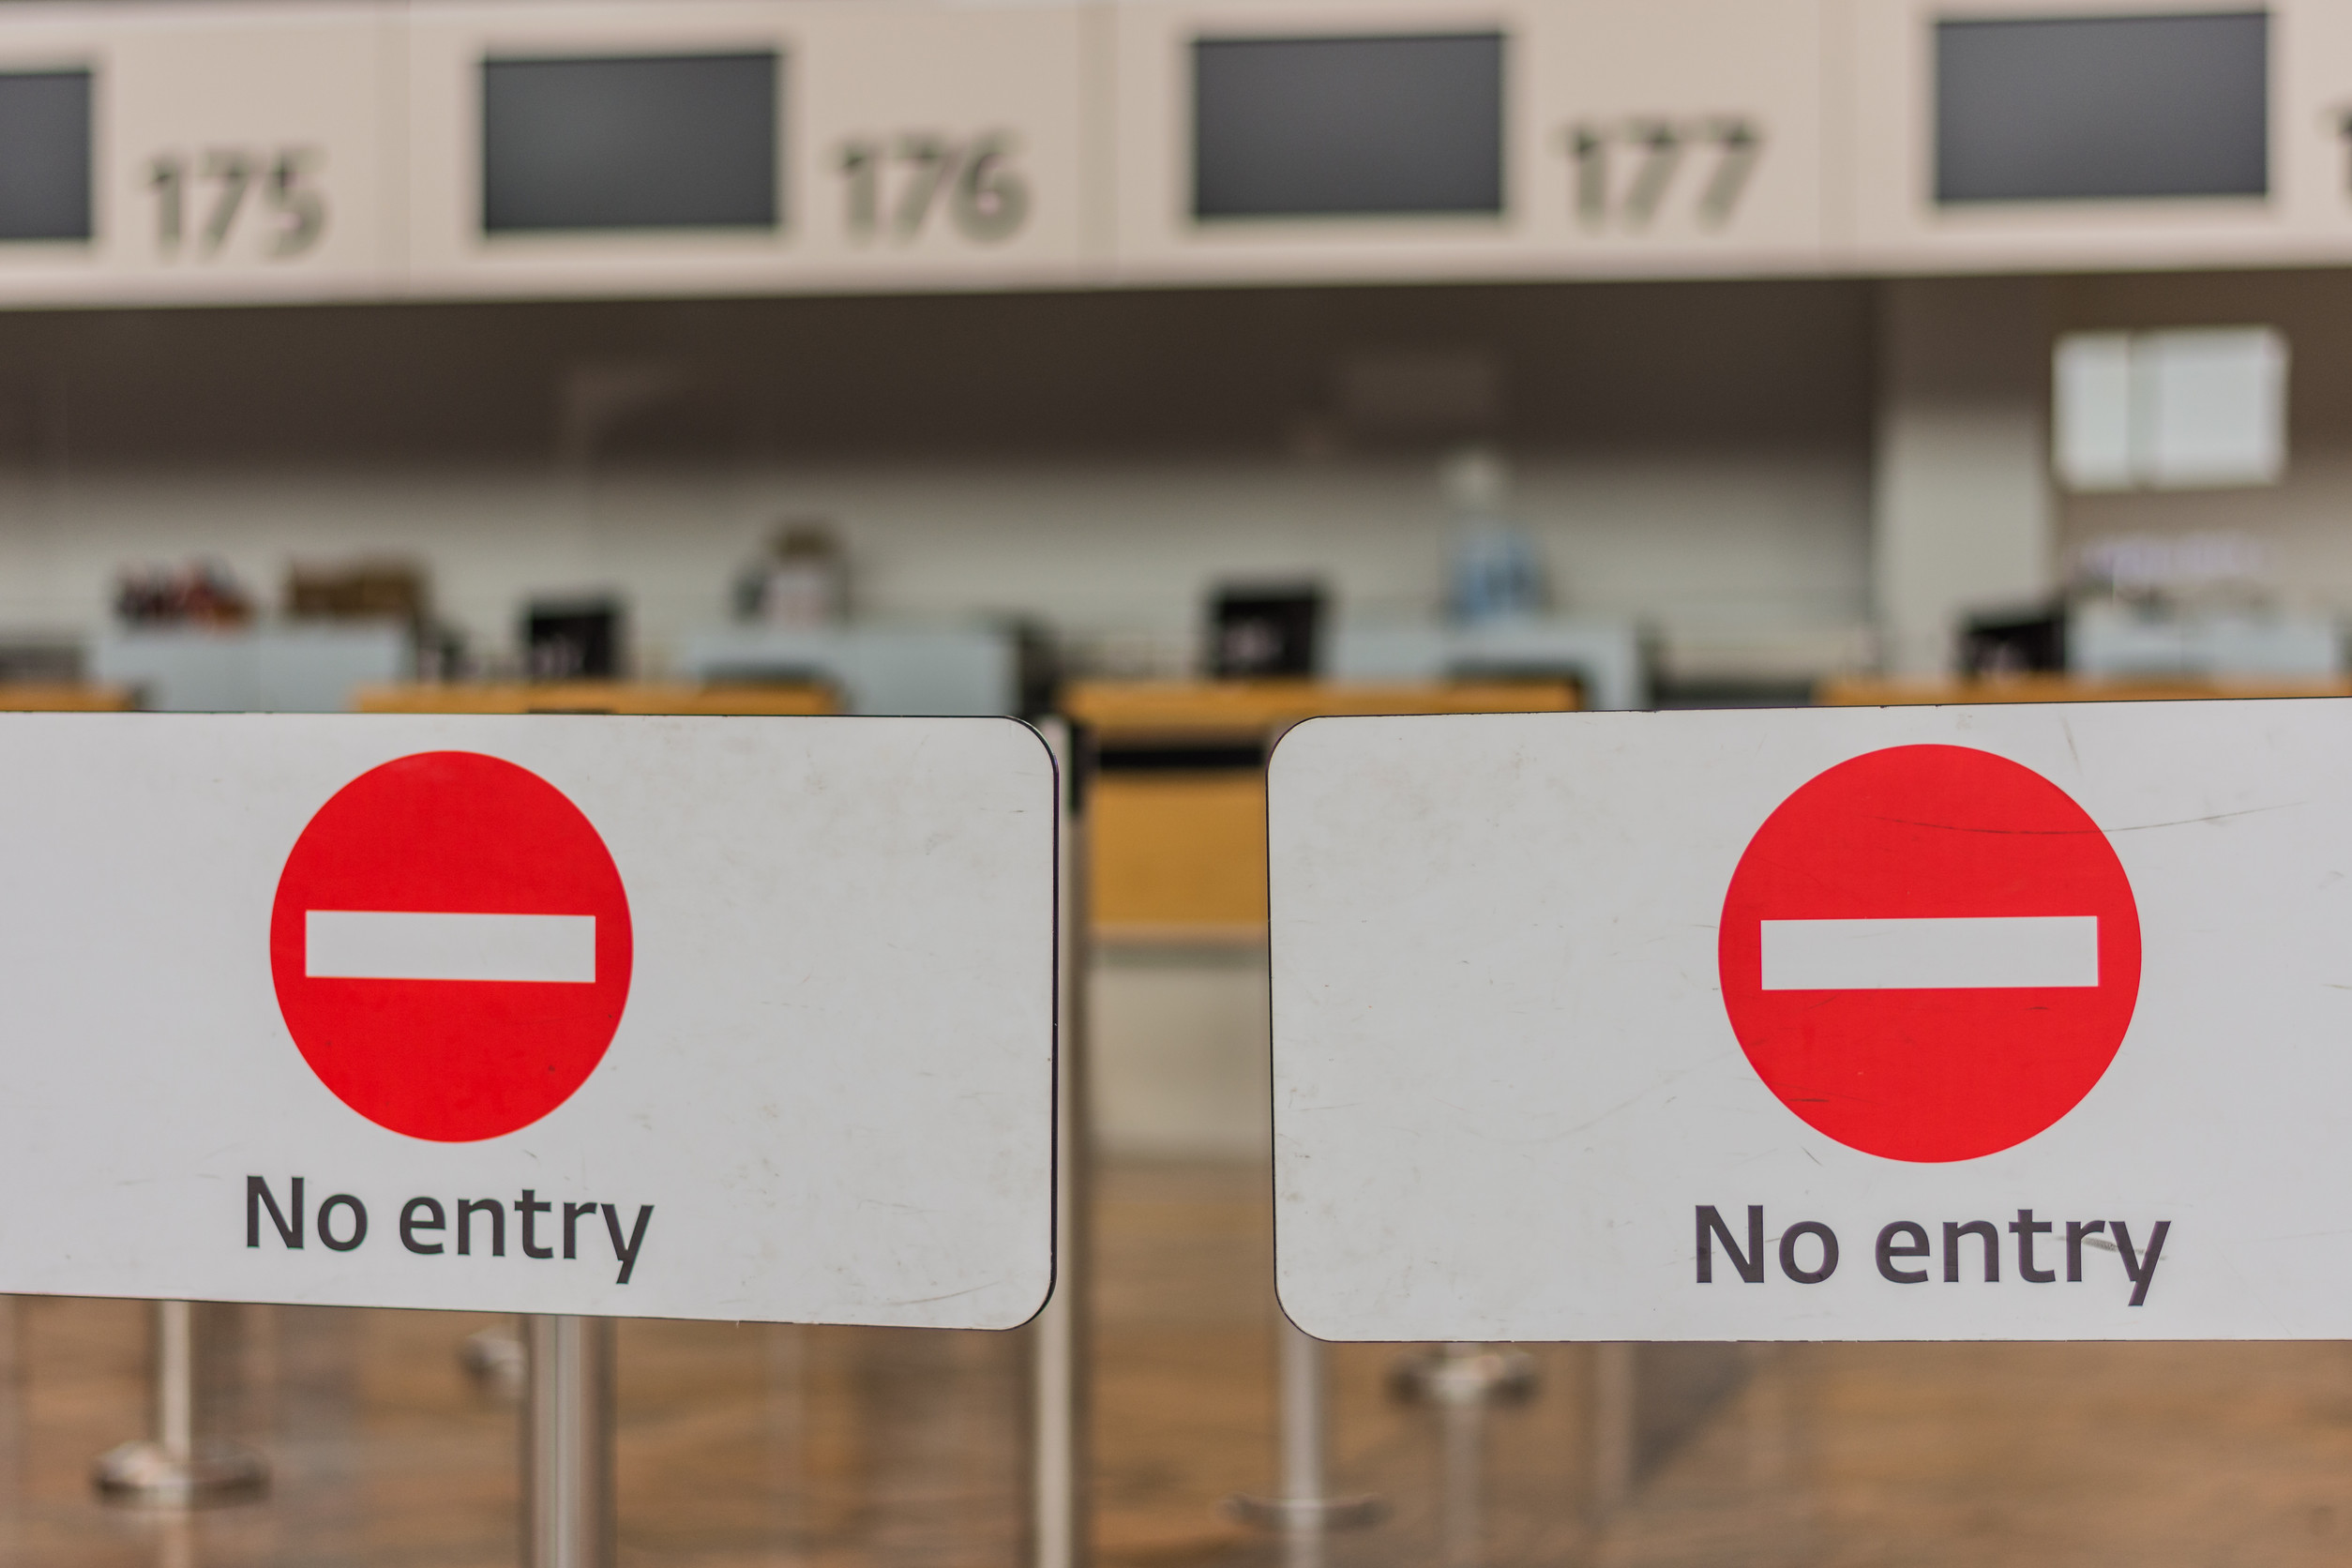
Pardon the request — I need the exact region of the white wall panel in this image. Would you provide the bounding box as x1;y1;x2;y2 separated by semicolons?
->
0;0;2346;304
0;3;395;304
788;1;1092;289
1524;0;1826;275
2271;0;2352;260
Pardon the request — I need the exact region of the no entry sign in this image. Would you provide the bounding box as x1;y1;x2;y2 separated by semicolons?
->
1270;701;2352;1341
0;716;1054;1328
1718;745;2142;1164
271;751;636;1143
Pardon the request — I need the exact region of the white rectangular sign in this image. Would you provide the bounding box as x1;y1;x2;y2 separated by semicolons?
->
1272;700;2352;1341
0;714;1055;1329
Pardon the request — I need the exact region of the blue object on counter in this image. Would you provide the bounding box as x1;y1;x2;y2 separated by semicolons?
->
1449;523;1546;626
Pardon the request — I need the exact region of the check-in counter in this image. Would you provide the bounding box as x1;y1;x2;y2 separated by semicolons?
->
1818;675;2352;706
355;682;835;716
1063;679;1578;940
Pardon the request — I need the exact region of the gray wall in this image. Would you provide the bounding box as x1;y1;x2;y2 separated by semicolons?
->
0;279;1876;682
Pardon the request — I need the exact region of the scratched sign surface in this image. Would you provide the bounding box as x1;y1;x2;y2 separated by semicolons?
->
1269;700;2350;1341
0;714;1054;1329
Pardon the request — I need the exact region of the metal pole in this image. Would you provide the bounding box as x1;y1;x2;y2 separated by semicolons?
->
523;1313;613;1568
1390;1344;1536;1567
1437;1393;1485;1568
95;1300;267;1505
1279;1315;1326;1505
1589;1341;1636;1524
1228;1316;1383;1538
1031;717;1091;1568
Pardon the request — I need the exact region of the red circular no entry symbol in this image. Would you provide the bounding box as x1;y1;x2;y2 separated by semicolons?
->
1717;745;2140;1163
270;751;634;1142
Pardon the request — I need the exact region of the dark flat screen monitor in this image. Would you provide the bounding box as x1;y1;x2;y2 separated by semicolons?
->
526;596;624;681
1192;33;1504;219
1935;11;2268;204
482;52;779;233
1209;583;1323;678
0;69;91;242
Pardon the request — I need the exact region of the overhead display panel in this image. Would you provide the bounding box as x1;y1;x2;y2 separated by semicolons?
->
480;52;780;234
0;2;395;304
0;68;92;242
1191;33;1506;219
1111;0;1544;283
406;0;1088;298
1933;12;2269;204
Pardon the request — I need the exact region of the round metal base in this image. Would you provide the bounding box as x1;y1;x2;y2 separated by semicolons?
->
460;1324;526;1402
1390;1345;1539;1408
1224;1492;1387;1531
93;1440;267;1507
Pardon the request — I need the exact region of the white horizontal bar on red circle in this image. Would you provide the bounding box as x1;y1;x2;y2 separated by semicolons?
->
304;911;596;984
1759;915;2100;991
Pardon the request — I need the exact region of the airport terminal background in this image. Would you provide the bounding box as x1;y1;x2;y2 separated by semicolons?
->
3;1;2352;1565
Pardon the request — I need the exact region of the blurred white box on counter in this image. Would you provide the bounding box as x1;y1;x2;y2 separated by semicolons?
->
95;624;410;712
1326;615;1646;710
2069;600;2341;682
678;623;1022;716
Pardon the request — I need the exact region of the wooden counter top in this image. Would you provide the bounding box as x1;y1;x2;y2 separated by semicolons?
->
1062;678;1578;740
354;682;835;716
1819;674;2352;707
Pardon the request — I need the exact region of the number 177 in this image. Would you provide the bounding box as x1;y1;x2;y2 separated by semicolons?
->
1567;115;1762;230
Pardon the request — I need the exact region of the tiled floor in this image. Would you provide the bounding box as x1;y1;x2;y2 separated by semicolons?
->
7;1160;2352;1567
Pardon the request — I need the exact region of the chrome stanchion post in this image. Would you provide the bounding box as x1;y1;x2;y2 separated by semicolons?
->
1228;1315;1384;1546
1391;1335;1536;1564
523;1313;613;1568
1031;717;1091;1568
1588;1341;1636;1524
95;1299;268;1506
1437;1392;1484;1568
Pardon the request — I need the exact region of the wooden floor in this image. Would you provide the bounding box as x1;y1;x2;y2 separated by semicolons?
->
5;1160;2352;1566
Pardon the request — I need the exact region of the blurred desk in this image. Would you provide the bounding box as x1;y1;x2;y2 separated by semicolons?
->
1063;680;1578;939
1818;675;2352;706
0;685;135;712
355;682;835;716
